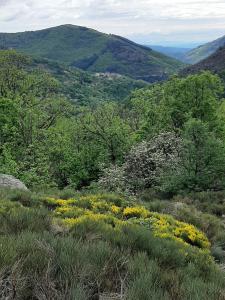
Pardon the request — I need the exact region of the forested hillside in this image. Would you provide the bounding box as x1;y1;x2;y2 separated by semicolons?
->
181;45;225;77
182;34;225;64
31;57;147;104
2;49;225;299
0;25;184;82
3;50;225;191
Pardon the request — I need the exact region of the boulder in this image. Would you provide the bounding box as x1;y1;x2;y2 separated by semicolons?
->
0;174;28;190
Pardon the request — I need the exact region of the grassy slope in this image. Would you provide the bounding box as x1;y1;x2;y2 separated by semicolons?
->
183;35;225;64
0;25;185;82
0;189;225;299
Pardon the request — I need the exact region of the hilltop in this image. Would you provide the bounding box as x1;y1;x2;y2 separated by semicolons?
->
0;24;184;82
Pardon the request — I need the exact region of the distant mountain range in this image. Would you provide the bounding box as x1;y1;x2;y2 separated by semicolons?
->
0;25;184;82
146;45;191;62
181;45;225;76
182;35;225;64
147;34;225;65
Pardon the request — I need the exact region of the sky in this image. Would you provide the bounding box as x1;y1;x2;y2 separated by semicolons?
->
0;0;225;47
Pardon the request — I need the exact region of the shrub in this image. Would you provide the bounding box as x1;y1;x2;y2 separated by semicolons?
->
0;205;51;234
45;194;211;252
1;192;225;299
123;206;149;219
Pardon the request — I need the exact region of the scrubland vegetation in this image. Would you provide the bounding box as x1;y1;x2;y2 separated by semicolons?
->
1;49;225;299
1;189;225;299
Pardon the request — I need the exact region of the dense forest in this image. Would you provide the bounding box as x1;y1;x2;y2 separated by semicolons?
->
1;49;225;299
1;50;225;193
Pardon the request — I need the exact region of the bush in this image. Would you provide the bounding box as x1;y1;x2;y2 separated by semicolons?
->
47;194;210;252
0;199;51;234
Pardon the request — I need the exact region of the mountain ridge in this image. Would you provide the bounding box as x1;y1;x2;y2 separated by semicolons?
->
181;45;225;76
182;34;225;64
0;24;184;82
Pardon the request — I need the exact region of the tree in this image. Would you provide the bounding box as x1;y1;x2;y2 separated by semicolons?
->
161;72;223;131
46;118;106;189
160;119;225;194
0;50;72;188
124;132;181;192
180;119;225;191
0;98;19;146
129;72;224;138
99;132;182;194
128;84;166;138
80;102;135;164
0;50;30;98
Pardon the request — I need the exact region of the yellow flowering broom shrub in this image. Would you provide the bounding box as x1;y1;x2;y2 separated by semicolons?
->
131;213;210;249
123;206;150;219
41;194;210;251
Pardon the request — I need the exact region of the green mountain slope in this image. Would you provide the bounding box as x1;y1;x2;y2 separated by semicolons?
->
182;35;225;64
0;24;184;82
181;45;225;76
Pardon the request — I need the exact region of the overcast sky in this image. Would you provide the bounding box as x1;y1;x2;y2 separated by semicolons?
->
1;0;225;47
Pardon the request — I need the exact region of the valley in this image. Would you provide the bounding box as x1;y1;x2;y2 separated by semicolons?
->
1;21;225;300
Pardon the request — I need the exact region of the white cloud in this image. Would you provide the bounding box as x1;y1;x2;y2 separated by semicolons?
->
0;0;225;45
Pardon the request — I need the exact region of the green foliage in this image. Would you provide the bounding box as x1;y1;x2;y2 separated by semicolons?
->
129;71;224;137
46;102;135;189
2;51;225;194
0;196;50;234
122;72;225;194
0;50;143;189
1;50;225;196
181;119;225;190
79;102;135;163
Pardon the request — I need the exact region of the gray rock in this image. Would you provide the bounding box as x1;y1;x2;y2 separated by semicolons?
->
0;174;28;190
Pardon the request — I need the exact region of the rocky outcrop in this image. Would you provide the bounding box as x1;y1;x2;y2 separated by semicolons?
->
0;174;28;190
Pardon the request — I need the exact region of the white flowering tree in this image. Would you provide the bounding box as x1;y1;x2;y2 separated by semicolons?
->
124;132;182;192
99;132;182;194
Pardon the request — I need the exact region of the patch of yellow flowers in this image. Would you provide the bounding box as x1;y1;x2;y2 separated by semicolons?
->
41;194;210;250
123;206;150;219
